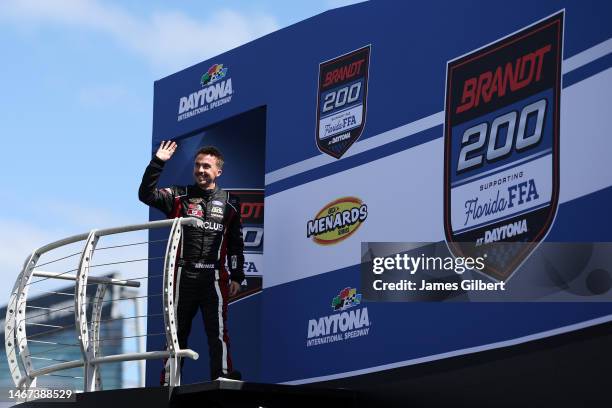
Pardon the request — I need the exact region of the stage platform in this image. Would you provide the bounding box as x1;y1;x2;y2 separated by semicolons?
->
13;319;612;407
13;380;357;408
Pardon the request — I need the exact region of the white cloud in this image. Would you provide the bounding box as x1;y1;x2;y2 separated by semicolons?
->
0;219;55;277
138;9;278;69
0;0;280;72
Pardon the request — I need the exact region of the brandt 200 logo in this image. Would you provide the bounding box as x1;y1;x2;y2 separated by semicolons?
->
444;12;564;281
316;45;370;159
177;63;234;122
227;189;264;255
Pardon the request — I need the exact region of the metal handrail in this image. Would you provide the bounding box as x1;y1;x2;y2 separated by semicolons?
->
6;217;201;394
32;271;141;288
92;349;199;365
17;360;84;389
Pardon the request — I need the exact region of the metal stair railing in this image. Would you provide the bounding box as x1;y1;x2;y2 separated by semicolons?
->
4;217;200;396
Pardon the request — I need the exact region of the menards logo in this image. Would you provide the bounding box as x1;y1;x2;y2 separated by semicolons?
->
306;197;367;245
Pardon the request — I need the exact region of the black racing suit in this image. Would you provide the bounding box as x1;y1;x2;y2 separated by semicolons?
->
138;156;244;381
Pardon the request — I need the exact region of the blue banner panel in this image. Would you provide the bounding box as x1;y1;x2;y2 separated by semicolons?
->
149;0;612;386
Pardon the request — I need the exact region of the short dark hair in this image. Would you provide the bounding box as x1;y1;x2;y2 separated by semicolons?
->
194;146;224;169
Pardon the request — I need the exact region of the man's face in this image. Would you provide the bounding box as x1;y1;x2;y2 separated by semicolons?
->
193;154;222;189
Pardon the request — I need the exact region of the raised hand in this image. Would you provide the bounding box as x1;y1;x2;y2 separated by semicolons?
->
155;140;178;162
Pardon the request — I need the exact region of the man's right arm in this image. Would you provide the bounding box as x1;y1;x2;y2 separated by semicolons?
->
138;140;178;216
138;156;175;216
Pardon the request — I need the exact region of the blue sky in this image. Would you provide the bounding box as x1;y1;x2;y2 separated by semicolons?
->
0;0;361;305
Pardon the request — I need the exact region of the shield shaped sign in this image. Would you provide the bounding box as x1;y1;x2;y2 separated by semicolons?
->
316;45;370;159
444;12;563;281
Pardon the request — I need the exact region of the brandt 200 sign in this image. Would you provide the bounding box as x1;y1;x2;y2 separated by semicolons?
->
316;46;370;159
444;12;563;281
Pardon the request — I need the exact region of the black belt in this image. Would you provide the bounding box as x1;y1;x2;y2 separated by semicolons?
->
178;259;220;270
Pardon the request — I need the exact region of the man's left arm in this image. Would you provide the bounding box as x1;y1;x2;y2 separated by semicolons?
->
227;195;245;296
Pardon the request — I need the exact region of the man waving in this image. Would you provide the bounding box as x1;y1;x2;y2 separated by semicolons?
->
139;141;244;383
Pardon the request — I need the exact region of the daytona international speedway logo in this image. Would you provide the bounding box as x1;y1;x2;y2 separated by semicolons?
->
177;63;233;122
306;287;370;347
444;12;563;281
306;197;368;245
